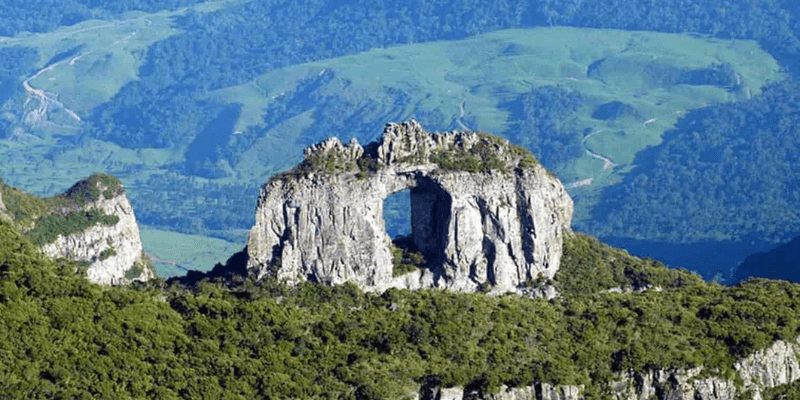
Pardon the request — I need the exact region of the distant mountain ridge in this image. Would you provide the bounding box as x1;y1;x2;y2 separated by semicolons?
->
733;235;800;283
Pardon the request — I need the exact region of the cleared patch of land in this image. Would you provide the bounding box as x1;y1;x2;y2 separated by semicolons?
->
139;226;244;277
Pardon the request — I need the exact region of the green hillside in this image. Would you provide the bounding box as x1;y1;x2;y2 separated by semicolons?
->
2;214;800;398
0;24;781;254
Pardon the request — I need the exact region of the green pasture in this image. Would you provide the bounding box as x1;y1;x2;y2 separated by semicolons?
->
0;23;784;271
139;226;244;277
212;26;781;187
0;0;238;120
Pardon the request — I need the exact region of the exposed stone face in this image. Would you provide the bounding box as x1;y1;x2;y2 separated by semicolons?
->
610;367;737;400
247;121;573;295
0;189;9;221
734;337;800;400
419;337;800;400
38;179;153;285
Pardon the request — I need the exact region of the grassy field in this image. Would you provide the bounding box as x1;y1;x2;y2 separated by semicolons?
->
139;226;245;277
210;26;781;220
0;21;783;272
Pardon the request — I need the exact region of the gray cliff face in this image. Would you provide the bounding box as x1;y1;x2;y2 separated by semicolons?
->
412;383;582;400
609;337;800;400
735;337;800;400
0;189;9;221
38;179;153;285
412;337;800;399
610;367;737;400
247;121;573;295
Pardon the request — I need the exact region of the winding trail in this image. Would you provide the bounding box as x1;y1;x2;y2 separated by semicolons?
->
456;101;471;131
17;12;153;127
145;252;191;272
565;129;616;189
581;129;615;170
22;54;88;127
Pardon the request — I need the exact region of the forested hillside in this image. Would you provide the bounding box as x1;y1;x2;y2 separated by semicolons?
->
81;0;800;245
0;0;206;36
3;213;800;398
587;80;800;243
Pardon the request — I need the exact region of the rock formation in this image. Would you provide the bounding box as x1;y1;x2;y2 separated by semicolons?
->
1;174;154;285
247;120;573;295
0;187;9;221
413;337;800;399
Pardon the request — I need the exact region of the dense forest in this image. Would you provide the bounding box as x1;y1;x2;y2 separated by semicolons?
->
3;214;800;398
0;0;206;36
503;85;584;169
585;80;800;244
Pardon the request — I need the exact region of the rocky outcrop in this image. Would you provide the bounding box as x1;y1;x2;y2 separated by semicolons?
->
412;383;582;400
609;337;800;400
610;367;737;400
247;121;573;295
735;337;800;400
0;187;9;221
35;175;154;285
407;337;800;400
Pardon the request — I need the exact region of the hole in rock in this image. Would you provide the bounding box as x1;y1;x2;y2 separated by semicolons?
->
382;179;452;276
383;189;411;240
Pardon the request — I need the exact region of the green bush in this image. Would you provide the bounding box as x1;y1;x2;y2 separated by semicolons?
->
390;237;426;277
98;246;116;261
61;173;123;205
557;233;703;295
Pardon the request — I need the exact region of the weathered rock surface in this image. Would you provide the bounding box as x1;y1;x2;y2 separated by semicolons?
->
36;176;154;285
610;367;737;400
735;337;800;400
0;188;9;221
409;337;800;399
412;383;582;400
608;337;800;400
247;121;573;295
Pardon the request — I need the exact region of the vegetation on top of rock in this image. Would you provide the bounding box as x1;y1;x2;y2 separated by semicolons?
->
60;173;124;206
26;209;120;246
0;174;124;246
428;133;539;174
281;130;540;182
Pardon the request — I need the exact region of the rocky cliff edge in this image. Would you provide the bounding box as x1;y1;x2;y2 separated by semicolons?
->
413;336;800;399
0;174;154;285
247;120;573;295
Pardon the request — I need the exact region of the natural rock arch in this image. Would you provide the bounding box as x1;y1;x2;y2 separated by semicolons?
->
246;121;573;295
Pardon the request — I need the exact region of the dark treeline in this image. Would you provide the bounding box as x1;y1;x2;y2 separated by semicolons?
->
87;0;800;149
585;80;800;243
732;235;800;283
0;0;206;36
503;85;584;169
